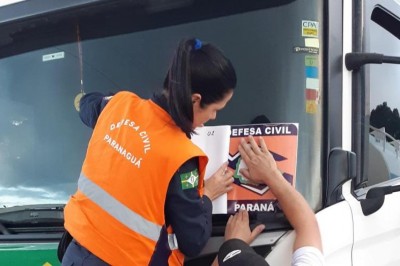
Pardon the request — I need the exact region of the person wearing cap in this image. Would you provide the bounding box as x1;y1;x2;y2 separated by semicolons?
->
215;136;324;266
60;38;236;266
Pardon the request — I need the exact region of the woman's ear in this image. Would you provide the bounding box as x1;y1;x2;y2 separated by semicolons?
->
191;93;202;104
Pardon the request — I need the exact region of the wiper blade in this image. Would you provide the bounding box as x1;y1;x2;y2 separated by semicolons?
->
0;221;11;235
0;204;64;226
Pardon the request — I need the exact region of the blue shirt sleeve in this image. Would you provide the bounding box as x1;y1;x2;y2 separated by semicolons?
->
165;157;213;257
79;92;110;128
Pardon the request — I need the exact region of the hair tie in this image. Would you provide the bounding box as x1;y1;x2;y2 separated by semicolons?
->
194;39;202;50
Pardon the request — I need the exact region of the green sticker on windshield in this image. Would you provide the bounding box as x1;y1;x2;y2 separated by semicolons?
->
180;169;199;190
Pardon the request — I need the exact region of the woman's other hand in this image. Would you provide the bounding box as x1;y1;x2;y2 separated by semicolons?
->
203;162;234;201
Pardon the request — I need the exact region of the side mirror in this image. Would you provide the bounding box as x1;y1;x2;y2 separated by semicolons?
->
371;4;400;40
360;185;400;215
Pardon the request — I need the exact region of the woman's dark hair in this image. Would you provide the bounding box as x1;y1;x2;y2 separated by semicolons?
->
164;38;237;135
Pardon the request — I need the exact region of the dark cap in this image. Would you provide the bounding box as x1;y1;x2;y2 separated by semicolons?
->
218;239;270;266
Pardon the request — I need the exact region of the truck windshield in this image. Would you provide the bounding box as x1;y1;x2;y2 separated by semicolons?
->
0;0;323;222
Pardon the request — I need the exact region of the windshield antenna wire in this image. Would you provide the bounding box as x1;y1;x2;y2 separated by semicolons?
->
76;23;85;94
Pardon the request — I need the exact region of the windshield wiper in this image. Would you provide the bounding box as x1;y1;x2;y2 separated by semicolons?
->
0;204;65;234
0;221;11;235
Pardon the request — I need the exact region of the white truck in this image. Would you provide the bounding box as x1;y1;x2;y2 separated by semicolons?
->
0;0;399;265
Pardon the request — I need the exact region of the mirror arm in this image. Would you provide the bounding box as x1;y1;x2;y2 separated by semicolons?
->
345;52;400;71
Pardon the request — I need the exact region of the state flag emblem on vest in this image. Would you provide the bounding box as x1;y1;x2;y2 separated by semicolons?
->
180;169;199;190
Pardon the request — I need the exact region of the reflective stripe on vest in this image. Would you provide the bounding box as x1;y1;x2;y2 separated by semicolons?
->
78;172;178;249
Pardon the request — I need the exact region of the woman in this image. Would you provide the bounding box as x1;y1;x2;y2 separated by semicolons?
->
61;38;237;265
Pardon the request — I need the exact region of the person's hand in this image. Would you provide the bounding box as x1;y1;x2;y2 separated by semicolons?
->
203;162;234;201
238;136;280;185
225;209;265;244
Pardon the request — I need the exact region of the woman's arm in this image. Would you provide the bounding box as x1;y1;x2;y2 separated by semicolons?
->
165;158;233;257
79;92;112;128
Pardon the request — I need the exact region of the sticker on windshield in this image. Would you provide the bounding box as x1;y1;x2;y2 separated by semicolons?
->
293;46;319;54
302;20;319;37
305;55;318;67
305;38;320;48
306;100;318;114
42;51;65;62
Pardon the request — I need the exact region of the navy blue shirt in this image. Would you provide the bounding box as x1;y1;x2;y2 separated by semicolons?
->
79;92;212;257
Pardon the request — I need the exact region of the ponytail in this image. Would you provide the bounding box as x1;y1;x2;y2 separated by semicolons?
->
165;38;195;135
164;38;237;136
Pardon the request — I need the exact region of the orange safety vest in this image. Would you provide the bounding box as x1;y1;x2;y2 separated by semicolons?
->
64;91;208;265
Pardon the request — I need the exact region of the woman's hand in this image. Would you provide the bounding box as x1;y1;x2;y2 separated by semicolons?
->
203;162;234;201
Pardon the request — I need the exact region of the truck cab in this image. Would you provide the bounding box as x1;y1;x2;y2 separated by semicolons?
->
0;0;399;265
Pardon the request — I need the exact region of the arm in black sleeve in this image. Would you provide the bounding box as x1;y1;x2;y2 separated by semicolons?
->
165;157;213;257
79;92;111;128
218;239;269;266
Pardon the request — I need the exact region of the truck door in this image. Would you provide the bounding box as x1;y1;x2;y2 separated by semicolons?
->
348;0;400;265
